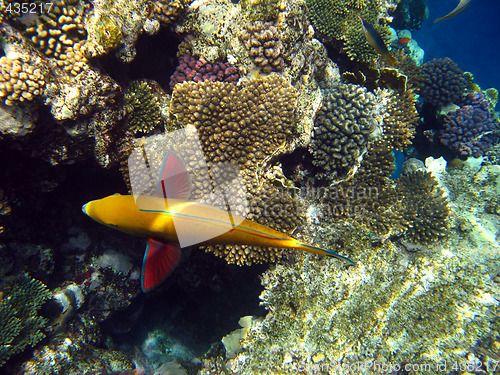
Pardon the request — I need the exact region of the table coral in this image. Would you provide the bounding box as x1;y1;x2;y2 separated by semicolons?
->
169;54;240;90
418;57;468;108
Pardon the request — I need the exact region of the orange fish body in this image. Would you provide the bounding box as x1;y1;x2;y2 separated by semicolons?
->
83;193;354;291
398;37;411;45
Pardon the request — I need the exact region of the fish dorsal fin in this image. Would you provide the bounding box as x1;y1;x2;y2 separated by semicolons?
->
156;152;191;200
141;238;181;292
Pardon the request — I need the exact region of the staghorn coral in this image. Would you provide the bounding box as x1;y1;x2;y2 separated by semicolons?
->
418;57;468;108
0;274;51;366
123;80;165;135
169;53;239;90
397;170;449;244
306;0;397;64
240;21;285;73
309;83;379;181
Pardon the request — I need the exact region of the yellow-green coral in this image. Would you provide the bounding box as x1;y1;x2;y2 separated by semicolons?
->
306;0;395;64
0;274;51;366
240;0;282;21
124;80;165;135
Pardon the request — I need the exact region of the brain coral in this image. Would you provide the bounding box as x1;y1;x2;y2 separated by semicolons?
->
170;74;303;265
310;83;378;181
418;57;468;108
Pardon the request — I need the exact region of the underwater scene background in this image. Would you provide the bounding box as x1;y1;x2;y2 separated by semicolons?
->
1;0;500;374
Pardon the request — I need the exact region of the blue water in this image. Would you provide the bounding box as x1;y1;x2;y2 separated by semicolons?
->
413;0;500;92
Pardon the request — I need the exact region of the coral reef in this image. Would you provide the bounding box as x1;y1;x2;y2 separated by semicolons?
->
397;170;449;243
418;57;468;108
310;83;378;181
85;0;160;62
310;82;418;183
171;74;298;170
153;0;190;26
227;158;500;374
0;43;47;106
123;80;165;135
306;0;397;64
169;53;239;90
439;100;497;158
170;75;304;265
0;274;51;366
240;21;285;73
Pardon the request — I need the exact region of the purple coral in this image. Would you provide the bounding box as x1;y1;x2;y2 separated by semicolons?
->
439;100;497;158
169;54;239;90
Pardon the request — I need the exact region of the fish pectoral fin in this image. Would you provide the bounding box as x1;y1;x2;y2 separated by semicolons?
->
141;238;181;292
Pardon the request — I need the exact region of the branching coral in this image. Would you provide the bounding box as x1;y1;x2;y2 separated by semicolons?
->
439;102;497;158
306;0;397;64
0;274;51;366
124;80;165;135
397;170;449;243
418;57;468;108
24;0;89;76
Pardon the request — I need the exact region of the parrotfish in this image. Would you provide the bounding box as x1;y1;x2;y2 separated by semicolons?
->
359;16;397;66
83;153;354;292
434;0;472;23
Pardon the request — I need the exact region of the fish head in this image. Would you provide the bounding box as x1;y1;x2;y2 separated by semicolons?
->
82;194;141;234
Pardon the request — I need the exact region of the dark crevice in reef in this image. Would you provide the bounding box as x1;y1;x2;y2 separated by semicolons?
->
107;252;267;359
91;27;181;91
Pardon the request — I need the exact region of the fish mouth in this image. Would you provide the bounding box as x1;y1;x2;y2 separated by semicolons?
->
82;202;90;216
